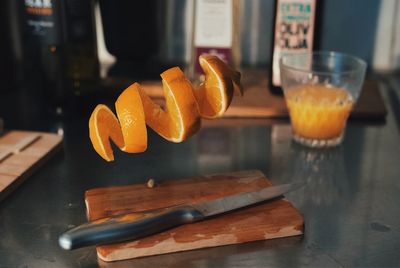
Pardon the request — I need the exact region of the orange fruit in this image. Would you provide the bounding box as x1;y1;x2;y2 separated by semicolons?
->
139;67;201;142
194;54;244;119
115;83;147;153
88;55;243;161
89;83;147;161
88;104;124;162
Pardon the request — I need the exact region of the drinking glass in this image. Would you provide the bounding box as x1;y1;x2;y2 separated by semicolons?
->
280;51;367;148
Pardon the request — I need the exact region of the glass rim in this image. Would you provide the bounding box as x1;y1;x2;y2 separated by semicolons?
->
279;51;367;76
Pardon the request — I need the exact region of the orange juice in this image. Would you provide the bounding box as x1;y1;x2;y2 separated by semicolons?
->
285;84;354;140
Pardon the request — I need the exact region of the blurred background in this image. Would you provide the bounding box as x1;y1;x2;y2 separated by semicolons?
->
0;0;399;118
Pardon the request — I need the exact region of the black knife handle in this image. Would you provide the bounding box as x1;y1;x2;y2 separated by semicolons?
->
58;205;204;250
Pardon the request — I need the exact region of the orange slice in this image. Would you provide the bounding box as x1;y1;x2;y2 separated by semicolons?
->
88;104;124;162
115;83;147;153
88;55;243;161
139;67;201;142
194;54;244;119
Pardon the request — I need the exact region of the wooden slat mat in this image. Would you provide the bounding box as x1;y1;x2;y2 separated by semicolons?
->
0;130;62;201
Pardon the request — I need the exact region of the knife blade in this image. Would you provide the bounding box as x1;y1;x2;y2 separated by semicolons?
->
59;181;303;250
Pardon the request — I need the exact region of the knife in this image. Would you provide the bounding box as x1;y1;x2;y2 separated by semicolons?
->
59;181;303;250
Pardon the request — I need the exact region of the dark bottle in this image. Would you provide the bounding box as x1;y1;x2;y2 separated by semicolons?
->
21;0;98;115
269;0;319;95
0;0;15;90
21;0;68;114
64;0;99;97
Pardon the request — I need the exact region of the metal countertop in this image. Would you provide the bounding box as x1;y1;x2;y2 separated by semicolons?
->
0;76;399;267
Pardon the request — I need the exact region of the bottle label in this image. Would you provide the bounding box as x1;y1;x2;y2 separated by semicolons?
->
194;0;233;73
24;0;62;44
272;0;316;86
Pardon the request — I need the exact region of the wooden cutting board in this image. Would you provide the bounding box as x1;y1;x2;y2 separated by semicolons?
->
85;170;304;262
0;130;62;201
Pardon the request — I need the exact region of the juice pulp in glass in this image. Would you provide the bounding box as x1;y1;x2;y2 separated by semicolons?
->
285;84;354;140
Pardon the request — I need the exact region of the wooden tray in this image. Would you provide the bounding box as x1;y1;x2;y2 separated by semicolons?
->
0;130;62;201
141;70;387;119
85;170;304;262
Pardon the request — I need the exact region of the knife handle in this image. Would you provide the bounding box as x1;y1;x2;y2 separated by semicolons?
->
59;205;204;250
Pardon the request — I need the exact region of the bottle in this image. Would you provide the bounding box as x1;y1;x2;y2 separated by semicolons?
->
21;0;69;115
21;0;98;116
190;0;240;84
63;0;99;97
0;0;15;89
269;0;318;94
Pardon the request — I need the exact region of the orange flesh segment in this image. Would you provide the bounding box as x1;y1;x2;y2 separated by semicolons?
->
139;67;201;142
88;105;124;161
194;54;243;118
115;83;147;153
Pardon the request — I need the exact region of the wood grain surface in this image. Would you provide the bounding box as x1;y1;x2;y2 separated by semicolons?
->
0;131;62;201
85;170;304;262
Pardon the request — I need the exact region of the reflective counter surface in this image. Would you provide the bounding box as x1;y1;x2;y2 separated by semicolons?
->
0;76;399;267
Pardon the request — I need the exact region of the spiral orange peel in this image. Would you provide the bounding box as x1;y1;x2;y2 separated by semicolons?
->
89;55;243;161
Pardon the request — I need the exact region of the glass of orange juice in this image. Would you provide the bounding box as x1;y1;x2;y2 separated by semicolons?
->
280;51;366;148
